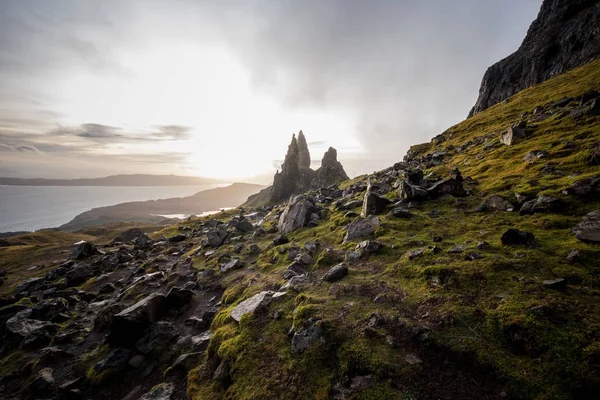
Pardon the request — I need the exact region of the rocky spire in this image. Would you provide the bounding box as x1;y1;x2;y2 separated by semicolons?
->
297;130;311;168
311;147;350;189
269;134;301;204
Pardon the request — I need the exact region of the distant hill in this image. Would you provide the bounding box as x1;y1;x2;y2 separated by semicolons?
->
59;182;265;231
0;174;222;186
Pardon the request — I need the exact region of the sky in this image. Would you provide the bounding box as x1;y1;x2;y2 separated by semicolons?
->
0;0;543;183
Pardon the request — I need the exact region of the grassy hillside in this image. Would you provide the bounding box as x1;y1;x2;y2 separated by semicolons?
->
181;60;600;399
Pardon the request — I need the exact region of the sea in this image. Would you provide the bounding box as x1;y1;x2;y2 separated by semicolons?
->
0;184;222;233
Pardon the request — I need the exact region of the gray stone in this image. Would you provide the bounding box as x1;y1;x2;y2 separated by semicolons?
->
355;240;384;255
220;258;244;273
323;263;348;282
573;210;600;242
501;229;536;248
135;321;180;354
543;278;567;290
391;207;412;218
478;194;514;212
70;241;98;260
206;228;228;247
291;322;323;354
109;293;166;346
139;383;175;400
343;215;380;243
230;291;285;322
278;195;318;234
361;180;392;217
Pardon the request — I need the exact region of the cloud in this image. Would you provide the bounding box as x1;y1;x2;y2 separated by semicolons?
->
150;125;193;140
0;143;41;153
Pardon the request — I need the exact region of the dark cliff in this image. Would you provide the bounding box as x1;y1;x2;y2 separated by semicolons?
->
470;0;600;116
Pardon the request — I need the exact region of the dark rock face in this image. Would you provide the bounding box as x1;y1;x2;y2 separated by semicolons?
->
323;263;348;282
297;130;311;168
70;241;98;260
108;293;166;346
361;180;392;217
278;195;318;235
270;135;301;204
312;147;350;189
470;0;600;116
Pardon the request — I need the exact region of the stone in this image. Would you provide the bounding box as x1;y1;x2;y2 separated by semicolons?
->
398;180;428;200
291;322;322;354
30;298;68;321
94;303;123;331
113;228;151;245
5;310;58;348
543;278;567;290
135;321;180;354
70;241;98;260
524;150;549;162
273;234;289;246
109;293;166;346
427;178;466;198
337;200;363;211
530;195;565;214
165;286;195;309
139;382;175;400
566;249;581;263
95;347;131;372
220;258;244;273
323;263;348;282
128;354;146;369
295;252;314;266
206;228;228;247
405;353;423;365
355;240;384;255
16;276;45;294
406;248;426;260
573;210;600;242
278;195;318;234
563;176;600;197
343;216;380;243
501;229;536;248
361;180;392;216
478;194;514;212
391;207;412;218
29;367;55;397
65;264;93;286
230;291;280;322
168;234;186;243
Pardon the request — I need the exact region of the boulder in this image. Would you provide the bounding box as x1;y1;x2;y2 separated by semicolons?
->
206;228;228;248
6;309;58;348
563;176;600;197
165;286;195;309
70;241;98;260
398;180;428;201
573;210;600;242
427;178;466;198
168;234;186;243
220;258;244;273
16;277;45;294
139;382;175;400
355;240;384;255
278;195;318;235
361;180;392;216
65;264;94;287
499;123;528;146
31;298;69;321
230;291;285;322
173;352;204;371
501;229;536;248
273;234;290;246
113;228;151;245
391;207;412;218
323;263;348;282
477;194;514;212
109;293;166;346
343;216;380;243
94;347;131;372
291;321;323;354
543;278;567;290
135;321;180;354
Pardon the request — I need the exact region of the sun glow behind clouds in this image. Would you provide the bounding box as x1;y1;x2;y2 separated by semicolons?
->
54;44;361;180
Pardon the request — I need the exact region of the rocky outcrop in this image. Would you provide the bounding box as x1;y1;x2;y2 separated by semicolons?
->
270;135;301;204
470;0;600;116
278;195;318;235
269;132;349;204
297;130;311;168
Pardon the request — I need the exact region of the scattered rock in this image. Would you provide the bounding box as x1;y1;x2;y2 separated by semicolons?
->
323;263;348;282
139;382;175;400
543;278;567;290
501;229;536;248
523;150;549;162
230;291;285;322
361;180;392;216
206;228;228;248
291;321;323;354
273;234;290;246
278;195;318;234
165;286;195;309
477;194;514;212
406;248;426;260
70;241;99;260
573;210;600;242
355;240;384;255
343;216;380;243
391;207;412;218
220;258;244;273
136;321;180;354
563;176;600;197
109;293;166;346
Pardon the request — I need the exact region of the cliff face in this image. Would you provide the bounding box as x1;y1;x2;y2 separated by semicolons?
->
470;0;600;116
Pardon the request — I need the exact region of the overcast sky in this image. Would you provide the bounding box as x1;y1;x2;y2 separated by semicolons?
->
0;0;542;182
